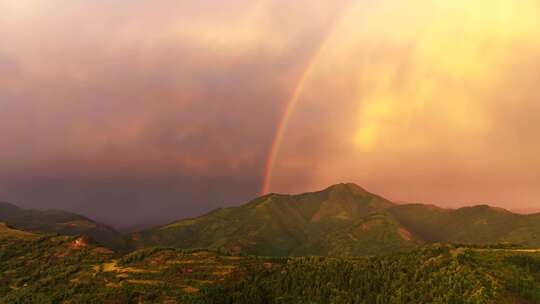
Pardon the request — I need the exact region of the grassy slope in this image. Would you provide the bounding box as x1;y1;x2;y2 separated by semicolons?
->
0;202;125;250
0;223;40;242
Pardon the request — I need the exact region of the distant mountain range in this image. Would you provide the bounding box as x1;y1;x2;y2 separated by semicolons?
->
2;183;540;256
0;201;126;250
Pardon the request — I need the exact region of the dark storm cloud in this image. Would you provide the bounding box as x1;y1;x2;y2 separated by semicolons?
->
0;0;348;228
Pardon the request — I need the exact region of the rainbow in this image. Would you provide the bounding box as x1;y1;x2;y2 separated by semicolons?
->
261;6;352;194
260;45;327;194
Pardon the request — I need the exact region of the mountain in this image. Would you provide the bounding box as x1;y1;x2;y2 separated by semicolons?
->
2;188;540;303
2;224;540;303
130;183;421;256
4;183;540;257
389;204;540;246
0;202;125;250
130;183;540;256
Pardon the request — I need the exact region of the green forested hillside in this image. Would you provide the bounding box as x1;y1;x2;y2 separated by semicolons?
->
130;183;418;256
0;202;125;250
0;223;113;303
129;183;540;257
389;204;540;246
203;245;540;304
2;224;540;303
0;224;278;303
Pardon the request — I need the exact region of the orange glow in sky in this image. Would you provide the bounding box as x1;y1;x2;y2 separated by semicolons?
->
267;0;540;209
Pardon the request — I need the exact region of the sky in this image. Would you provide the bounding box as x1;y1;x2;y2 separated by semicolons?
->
1;0;539;229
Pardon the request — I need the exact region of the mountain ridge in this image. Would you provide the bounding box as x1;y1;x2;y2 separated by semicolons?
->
129;183;540;256
3;183;540;257
0;201;125;250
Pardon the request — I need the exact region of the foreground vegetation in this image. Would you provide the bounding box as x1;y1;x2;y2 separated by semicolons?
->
2;223;540;303
204;246;540;304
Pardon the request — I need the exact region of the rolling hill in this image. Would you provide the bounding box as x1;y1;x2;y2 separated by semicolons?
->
130;183;540;257
0;202;125;250
0;223;280;303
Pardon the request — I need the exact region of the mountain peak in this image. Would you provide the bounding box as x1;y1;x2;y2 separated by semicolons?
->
326;183;368;192
323;183;375;199
458;204;512;214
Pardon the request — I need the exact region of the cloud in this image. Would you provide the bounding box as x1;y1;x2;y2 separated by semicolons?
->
3;0;537;227
0;0;348;227
270;0;540;209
